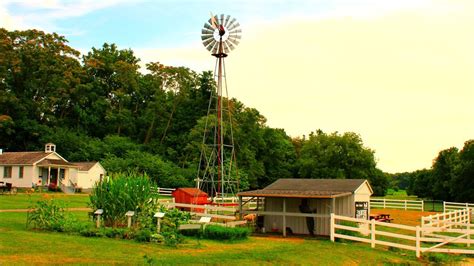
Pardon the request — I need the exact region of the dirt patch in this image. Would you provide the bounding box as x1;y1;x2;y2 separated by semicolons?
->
371;209;436;226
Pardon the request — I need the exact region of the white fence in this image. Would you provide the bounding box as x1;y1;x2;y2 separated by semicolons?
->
370;198;424;211
331;210;474;258
422;208;470;230
444;201;474;217
151;187;175;196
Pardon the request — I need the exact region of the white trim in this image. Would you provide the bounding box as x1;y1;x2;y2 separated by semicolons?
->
354;180;374;195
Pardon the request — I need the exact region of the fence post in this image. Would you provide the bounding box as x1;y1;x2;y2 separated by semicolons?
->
421;200;424;212
467;210;471;248
443;201;446;213
371;219;375;248
330;213;335;242
383;199;386;209
416;226;421;258
204;204;208;214
404;200;407;210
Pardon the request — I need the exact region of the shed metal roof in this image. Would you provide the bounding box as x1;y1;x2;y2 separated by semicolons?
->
237;178;369;199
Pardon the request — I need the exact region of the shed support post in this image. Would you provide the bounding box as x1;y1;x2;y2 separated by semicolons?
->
331;198;335;215
238;196;243;220
282;198;286;237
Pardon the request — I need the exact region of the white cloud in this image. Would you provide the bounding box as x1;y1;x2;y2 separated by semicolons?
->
0;0;132;32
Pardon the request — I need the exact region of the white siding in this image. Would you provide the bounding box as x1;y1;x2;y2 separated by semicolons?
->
0;165;35;188
76;163;106;189
264;197;333;236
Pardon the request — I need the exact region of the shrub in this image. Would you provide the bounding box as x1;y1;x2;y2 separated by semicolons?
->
26;199;75;231
79;227;103;237
203;225;250;241
160;208;191;247
89;172;159;227
135;228;153;242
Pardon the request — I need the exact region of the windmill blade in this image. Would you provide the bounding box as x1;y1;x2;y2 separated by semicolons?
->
223;42;232;53
220;14;225;26
205;40;217;52
204;23;215;32
227;37;240;47
227;22;240;32
224;15;231;27
202;28;214;35
202;38;214;47
229;28;242;35
224;40;235;51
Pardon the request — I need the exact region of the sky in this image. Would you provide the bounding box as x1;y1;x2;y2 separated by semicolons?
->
1;0;473;173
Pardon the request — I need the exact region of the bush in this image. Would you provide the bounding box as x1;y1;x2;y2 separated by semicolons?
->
160;208;191;247
89;172;159;227
135;229;152;242
26;199;75;231
79;227;104;237
203;225;250;241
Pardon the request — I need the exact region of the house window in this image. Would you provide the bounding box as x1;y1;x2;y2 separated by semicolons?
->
3;166;12;178
19;166;24;179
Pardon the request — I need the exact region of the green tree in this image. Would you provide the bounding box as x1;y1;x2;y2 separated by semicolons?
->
431;147;459;201
296;130;387;195
452;140;474;202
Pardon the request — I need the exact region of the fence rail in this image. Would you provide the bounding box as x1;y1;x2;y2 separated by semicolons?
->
444;201;474;218
370;198;424;211
331;211;474;258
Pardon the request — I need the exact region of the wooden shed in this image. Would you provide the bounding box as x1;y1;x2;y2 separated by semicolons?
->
172;188;209;205
237;179;373;237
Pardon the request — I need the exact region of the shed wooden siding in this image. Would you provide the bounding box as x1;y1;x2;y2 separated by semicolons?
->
263;196;354;236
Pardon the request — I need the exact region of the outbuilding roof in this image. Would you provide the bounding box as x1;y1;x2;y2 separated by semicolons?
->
72;162;98;171
237;178;370;199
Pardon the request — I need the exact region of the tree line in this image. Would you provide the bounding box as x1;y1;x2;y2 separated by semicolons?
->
390;140;474;202
0;29;391;194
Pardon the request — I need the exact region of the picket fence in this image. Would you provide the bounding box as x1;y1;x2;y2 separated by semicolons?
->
331;209;474;258
370;198;424;211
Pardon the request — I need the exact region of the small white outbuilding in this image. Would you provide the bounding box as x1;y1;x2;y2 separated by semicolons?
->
238;178;373;236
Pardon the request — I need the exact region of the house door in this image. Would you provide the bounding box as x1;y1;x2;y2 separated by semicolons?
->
50;169;58;185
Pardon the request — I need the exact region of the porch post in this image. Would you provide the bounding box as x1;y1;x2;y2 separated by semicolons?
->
283;198;287;237
47;166;51;185
58;167;61;186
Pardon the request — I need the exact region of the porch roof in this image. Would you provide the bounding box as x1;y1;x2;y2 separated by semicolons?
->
37;159;78;168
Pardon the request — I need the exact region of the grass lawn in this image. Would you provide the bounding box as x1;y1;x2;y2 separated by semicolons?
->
0;211;426;265
0;193;90;210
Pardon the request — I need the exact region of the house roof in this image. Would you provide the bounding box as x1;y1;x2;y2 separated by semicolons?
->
0;152;50;165
237;178;370;199
72;162;97;171
173;188;208;196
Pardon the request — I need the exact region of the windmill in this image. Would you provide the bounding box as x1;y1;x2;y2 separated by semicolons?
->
196;14;242;203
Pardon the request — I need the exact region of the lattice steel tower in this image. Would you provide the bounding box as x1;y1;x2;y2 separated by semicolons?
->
196;14;242;203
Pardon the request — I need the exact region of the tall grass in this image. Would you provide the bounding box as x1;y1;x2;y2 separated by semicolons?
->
89;172;158;227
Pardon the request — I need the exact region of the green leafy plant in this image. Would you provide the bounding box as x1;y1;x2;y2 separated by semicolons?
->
89;172;159;227
160;208;191;247
26;199;75;232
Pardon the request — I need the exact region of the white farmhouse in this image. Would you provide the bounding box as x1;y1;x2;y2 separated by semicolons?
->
0;143;105;192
